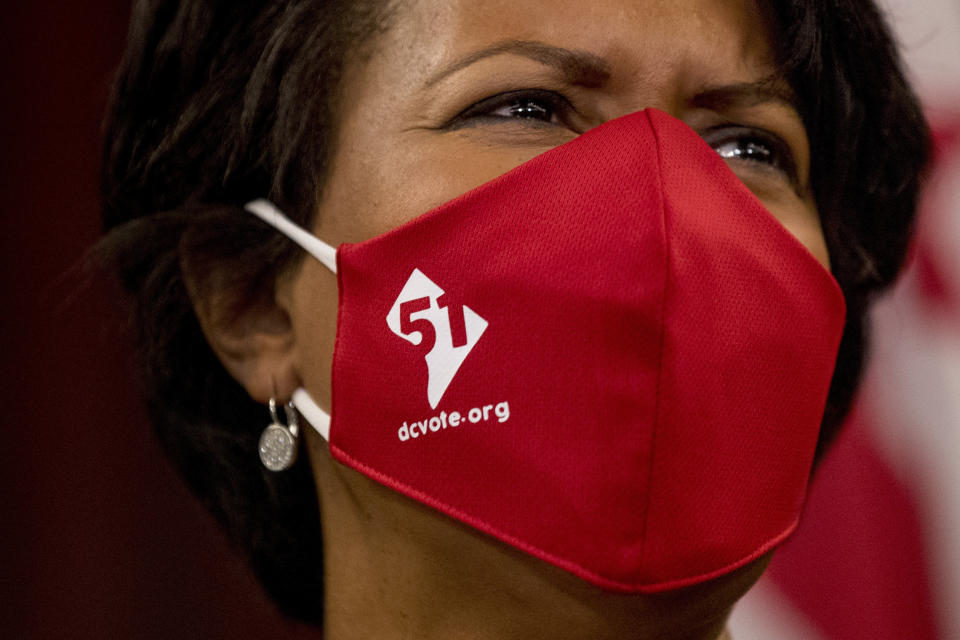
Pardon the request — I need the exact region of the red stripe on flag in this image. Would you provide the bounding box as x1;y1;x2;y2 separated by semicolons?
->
914;247;957;315
914;120;960;317
766;412;941;640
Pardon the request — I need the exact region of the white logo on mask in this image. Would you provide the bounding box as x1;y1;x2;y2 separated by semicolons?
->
386;269;488;409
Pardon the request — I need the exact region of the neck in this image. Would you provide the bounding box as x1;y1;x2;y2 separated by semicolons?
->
308;437;760;640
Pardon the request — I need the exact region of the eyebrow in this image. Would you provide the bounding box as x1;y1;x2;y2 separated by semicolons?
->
690;76;799;112
423;40;612;88
424;40;800;114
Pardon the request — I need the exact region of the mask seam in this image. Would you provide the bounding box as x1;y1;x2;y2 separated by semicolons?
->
328;441;800;591
638;110;670;577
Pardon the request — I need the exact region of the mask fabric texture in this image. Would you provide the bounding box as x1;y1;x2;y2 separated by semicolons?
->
245;108;846;592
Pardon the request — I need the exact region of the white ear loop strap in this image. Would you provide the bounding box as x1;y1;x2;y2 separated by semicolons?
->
244;199;338;274
244;199;335;441
292;388;331;441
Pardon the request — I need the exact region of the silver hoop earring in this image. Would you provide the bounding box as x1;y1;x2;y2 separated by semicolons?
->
259;398;299;471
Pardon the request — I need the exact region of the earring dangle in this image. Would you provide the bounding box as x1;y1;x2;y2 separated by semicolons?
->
259;398;300;471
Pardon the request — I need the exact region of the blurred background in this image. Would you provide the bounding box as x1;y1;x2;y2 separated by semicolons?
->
2;1;957;638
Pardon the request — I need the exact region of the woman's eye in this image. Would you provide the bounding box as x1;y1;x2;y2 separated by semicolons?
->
491;99;555;121
704;126;801;191
448;89;572;129
715;139;774;164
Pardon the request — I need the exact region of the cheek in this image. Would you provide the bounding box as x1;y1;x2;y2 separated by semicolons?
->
289;258;339;412
316;129;558;244
764;196;830;269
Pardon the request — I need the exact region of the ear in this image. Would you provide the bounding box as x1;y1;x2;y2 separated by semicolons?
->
181;253;300;405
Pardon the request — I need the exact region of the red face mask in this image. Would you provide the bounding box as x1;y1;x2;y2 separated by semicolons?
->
245;109;846;592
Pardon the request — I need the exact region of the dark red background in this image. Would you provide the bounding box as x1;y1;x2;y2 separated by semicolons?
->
1;4;318;638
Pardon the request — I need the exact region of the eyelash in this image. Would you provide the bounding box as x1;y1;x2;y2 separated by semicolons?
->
701;126;800;190
449;89;574;128
448;89;801;189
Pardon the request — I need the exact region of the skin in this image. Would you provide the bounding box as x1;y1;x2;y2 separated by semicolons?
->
199;0;831;637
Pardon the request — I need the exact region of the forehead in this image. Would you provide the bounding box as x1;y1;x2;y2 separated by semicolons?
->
377;0;777;89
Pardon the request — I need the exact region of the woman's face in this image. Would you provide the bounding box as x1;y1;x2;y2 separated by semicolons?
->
277;0;824;632
286;0;827;415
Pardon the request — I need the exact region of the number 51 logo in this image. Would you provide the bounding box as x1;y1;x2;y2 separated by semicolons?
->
385;269;488;409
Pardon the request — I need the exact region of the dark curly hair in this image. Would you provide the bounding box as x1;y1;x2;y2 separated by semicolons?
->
99;0;930;626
